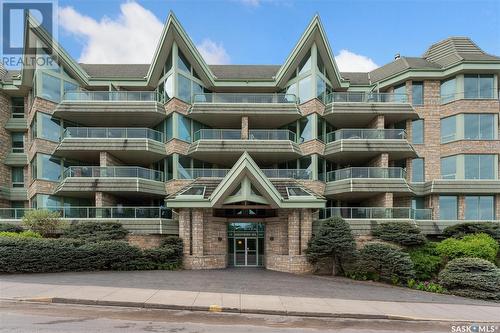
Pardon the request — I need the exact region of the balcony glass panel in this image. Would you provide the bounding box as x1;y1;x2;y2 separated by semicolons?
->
63;91;159;102
326;92;409;103
64;127;163;142
318;207;432;220
249;130;295;141
326;167;406;182
193;129;241;141
192;93;297;104
63;166;163;181
325;129;406;142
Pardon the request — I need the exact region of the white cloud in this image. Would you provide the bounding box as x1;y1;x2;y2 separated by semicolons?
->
335;49;378;72
196;39;230;64
240;0;261;7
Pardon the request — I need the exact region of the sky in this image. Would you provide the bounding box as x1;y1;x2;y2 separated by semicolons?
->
17;0;500;71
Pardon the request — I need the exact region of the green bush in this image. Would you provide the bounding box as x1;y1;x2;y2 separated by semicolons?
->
62;222;128;241
439;257;500;301
0;223;23;233
22;210;65;237
443;222;500;243
372;222;427;247
305;216;357;275
407;242;442;281
0;231;42;238
436;233;499;263
413;281;447;294
161;236;183;257
355;242;415;284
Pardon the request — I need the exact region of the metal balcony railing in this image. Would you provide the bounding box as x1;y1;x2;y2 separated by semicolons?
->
63;91;160;102
63;127;164;142
193;129;241;141
318;207;432;220
0;207;172;220
249;129;296;141
63;166;164;182
261;169;312;179
440;89;499;104
324;129;406;142
192;93;297;104
326;92;409;104
326;167;406;182
178;168;231;179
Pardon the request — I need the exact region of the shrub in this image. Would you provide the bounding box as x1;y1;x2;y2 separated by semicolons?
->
407;242;442;281
372;221;426;247
443;222;500;243
355;242;415;284
439;257;500;301
62;222;128;241
436;233;499;263
22;210;65;237
0;223;23;233
161;236;183;258
0;231;42;238
143;247;182;270
78;241;143;270
305;216;357;275
413;281;447;294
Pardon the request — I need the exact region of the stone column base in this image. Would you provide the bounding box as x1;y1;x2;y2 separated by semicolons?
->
265;255;313;274
183;255;227;269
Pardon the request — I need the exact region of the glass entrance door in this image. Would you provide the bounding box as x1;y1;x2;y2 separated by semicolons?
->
228;222;264;267
233;237;258;266
246;238;257;266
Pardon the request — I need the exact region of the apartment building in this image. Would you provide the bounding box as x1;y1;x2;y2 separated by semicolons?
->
1;13;499;272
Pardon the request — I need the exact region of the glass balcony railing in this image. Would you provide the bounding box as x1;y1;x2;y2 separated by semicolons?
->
192;93;297;104
63;127;164;142
326;92;409;104
63;91;160;102
318;207;432;220
326;167;406;182
262;169;311;179
249;129;296;141
325;129;406;142
63;166;164;182
440;89;499;104
0;207;172;220
193;129;241;141
178;168;231;179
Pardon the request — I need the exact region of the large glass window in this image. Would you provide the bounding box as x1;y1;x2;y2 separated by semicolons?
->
12;167;24;187
298;50;311;75
41;72;61;102
440;116;457;143
177;49;191;73
316;75;326;101
412;81;424;105
464;154;495;179
440;77;456;103
439;196;458;220
35;154;62;181
464;114;495;140
165;116;173;141
412;119;424;144
299;115;313;143
440;156;457;179
465;196;495;220
298;75;312;103
393;84;406;103
11;132;24;153
177;74;191;103
464;74;494;99
38;113;61;142
178;114;192;142
412;158;424;182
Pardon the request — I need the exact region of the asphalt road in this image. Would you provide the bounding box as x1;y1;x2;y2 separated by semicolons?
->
0;301;463;333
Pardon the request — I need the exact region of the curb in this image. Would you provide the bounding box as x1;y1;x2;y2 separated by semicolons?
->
5;297;497;323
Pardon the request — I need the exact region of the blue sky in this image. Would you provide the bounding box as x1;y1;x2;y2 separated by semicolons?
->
47;0;500;70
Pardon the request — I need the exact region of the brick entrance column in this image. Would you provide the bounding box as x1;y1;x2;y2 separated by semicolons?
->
288;209;300;256
241;116;249;140
191;208;204;256
300;209;313;252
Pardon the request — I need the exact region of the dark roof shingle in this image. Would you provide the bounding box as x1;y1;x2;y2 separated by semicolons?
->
208;65;280;80
79;64;149;78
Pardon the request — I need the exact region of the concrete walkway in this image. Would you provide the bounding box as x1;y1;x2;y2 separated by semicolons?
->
1;280;499;322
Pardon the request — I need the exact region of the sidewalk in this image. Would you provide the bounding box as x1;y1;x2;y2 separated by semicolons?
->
1;280;499;322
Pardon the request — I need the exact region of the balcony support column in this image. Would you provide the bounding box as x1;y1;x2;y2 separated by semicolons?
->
99;152;124;167
368;115;384;129
241;116;249;140
95;192;117;207
367;153;388;168
458;196;466;220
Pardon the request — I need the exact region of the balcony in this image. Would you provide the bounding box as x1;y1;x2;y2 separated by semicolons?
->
324;92;417;127
0;207;177;235
53;91;166;127
323;129;416;163
324;167;411;199
440;89;499;104
56;166;166;198
188;129;301;164
318;207;432;220
56;127;166;165
5;106;27;131
177;168;311;180
189;93;301;128
411;179;500;196
3;152;28;166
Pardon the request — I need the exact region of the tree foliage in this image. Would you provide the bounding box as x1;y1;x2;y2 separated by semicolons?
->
372;221;427;247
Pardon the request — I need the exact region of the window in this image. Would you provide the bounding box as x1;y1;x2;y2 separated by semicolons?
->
412;81;424;105
299;114;313;143
440;77;456;103
393;84;406;103
298;75;312;103
464;154;495;179
412;158;424;182
412;119;424;144
316;75;327;101
298;50;311;75
177;49;191;73
287;186;312;197
180;186;205;196
11;133;24;153
164;50;172;74
177;74;191;103
11;168;24;187
38;113;61;142
440;156;457;179
34;154;62;181
11;97;24;118
178;114;192;142
464;74;494;99
41;72;61;102
165;116;173;141
439;196;458;220
464;114;495;140
465;196;495;220
440;116;457;143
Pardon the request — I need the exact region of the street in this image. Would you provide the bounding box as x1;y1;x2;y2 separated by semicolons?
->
0;301;468;333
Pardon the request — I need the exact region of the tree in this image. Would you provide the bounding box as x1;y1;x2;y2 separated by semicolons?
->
305;216;356;275
22;209;65;237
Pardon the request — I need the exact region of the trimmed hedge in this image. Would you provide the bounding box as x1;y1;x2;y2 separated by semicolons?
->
355;242;415;283
443;222;500;243
372;222;426;247
0;231;41;238
0;223;23;233
62;222;128;241
436;233;499;263
407;242;442;281
0;237;183;273
439;257;500;301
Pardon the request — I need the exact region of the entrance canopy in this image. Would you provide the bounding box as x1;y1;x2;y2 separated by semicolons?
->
166;152;325;209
